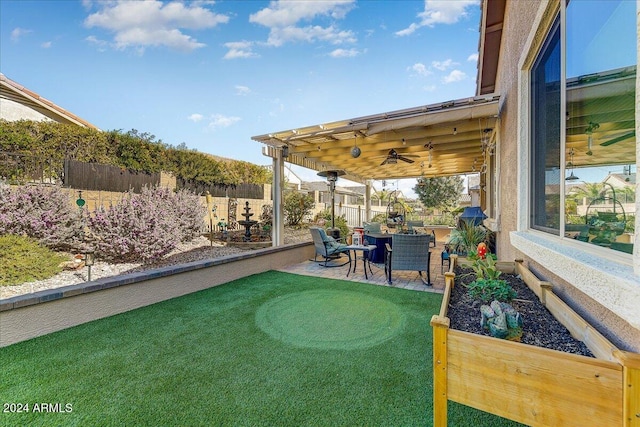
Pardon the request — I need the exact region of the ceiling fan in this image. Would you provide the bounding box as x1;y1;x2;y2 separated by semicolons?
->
379;149;418;166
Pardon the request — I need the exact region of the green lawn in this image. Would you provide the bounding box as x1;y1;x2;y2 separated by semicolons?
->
1;271;523;426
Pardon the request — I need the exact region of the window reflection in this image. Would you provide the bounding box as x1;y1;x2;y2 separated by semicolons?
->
564;0;636;253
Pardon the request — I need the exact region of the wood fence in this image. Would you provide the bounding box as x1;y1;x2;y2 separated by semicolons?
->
177;178;265;199
63;159;160;192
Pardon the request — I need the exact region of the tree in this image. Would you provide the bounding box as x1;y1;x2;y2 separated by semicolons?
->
283;191;315;226
414;176;464;210
373;188;391;207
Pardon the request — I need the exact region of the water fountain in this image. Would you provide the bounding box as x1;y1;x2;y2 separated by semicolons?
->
237;201;258;242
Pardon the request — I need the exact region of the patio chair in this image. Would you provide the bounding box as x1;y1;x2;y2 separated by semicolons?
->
384;233;432;286
309;227;351;267
363;222;382;234
440;242;464;273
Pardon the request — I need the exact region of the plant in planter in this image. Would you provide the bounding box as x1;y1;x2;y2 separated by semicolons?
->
465;250;516;301
480;300;523;341
466;278;516;303
446;222;491;255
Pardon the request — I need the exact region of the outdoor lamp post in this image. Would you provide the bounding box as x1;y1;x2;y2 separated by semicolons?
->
317;170;345;239
84;249;95;282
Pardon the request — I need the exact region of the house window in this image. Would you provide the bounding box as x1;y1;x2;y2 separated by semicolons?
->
530;18;561;234
530;0;637;254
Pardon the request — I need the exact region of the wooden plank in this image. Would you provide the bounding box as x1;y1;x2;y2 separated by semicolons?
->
543;291;618;362
447;329;623;427
515;260;547;300
495;261;515;274
617;351;640;427
439;278;453;318
515;260;619;362
431;315;450;427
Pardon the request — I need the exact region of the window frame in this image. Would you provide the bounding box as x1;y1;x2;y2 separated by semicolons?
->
525;0;636;260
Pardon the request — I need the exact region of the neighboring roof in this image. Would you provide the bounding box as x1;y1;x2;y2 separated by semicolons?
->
302;181;362;196
254;94;499;184
467;174;481;192
0;73;98;129
605;173;636;186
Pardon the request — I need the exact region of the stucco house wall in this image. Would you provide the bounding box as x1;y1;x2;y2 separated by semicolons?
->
493;0;640;351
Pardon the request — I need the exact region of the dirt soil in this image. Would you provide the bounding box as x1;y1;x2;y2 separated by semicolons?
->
448;266;594;357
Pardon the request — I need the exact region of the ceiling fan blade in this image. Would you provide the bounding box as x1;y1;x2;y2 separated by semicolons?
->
599;130;635;147
380;158;389;166
398;156;415;163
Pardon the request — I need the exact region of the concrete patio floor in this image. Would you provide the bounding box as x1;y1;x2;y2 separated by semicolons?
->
279;240;447;294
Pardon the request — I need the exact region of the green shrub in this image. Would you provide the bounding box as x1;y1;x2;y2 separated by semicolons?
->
466;278;516;303
0;235;66;286
283;191;314;226
447;222;491;254
315;209;349;238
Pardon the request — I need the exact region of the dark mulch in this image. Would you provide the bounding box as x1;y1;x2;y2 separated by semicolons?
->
448;266;594;357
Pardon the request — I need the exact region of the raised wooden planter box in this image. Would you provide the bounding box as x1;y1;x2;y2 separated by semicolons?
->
431;256;640;427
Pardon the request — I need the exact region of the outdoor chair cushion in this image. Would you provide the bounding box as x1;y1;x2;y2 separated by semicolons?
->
310;227;351;267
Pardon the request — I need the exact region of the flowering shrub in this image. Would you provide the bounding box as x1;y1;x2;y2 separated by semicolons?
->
88;186;205;262
0;183;85;251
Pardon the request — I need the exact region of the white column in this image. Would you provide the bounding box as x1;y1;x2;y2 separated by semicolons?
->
272;150;285;246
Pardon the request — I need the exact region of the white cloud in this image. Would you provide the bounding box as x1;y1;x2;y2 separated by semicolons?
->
408;63;431;77
250;1;354;27
188;113;204;122
329;48;361;58
442;69;467;83
249;0;356;47
467;53;478;62
235;85;251;96
431;59;457;71
41;41;52;49
422;85;437;92
208;114;241;130
265;24;355;47
85;35;109;52
11;27;32;42
223;41;259;59
396;0;479;36
84;0;229;53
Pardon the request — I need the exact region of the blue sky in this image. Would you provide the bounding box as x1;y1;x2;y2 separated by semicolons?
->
1;0;482;195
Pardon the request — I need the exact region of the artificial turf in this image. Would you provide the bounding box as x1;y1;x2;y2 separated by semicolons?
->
1;271;523;426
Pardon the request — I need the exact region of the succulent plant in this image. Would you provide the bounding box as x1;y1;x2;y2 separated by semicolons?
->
480;300;523;340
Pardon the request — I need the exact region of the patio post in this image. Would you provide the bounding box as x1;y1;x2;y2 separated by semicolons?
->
365;180;372;222
272;149;285;246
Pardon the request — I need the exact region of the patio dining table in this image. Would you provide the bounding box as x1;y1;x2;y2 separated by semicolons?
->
344;244;377;280
363;232;392;264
